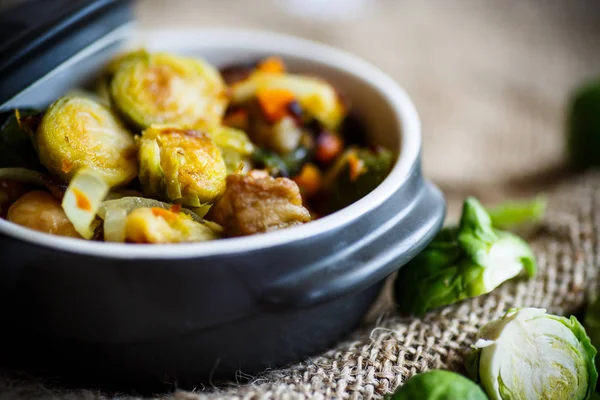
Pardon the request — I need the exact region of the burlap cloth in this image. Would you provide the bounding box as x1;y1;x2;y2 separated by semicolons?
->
2;0;600;398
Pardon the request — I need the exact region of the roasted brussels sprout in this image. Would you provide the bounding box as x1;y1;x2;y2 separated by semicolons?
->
137;125;226;206
207;173;311;237
230;72;346;130
208;125;255;173
125;207;221;243
7;190;81;238
394;197;536;316
467;308;597;400
325;147;394;212
35;95;137;187
387;370;487;400
0;109;41;169
109;52;227;129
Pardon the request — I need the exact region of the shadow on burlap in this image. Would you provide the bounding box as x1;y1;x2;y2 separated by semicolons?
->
2;0;600;399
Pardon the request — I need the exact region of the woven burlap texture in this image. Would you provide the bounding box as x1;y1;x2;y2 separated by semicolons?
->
2;171;600;400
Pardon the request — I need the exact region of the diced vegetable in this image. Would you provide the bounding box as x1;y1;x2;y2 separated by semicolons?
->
568;79;600;170
486;195;547;230
137;125;227;206
109;52;227;129
394;197;536;316
35;95;137;187
256;88;296;123
0;109;42;169
124;207;222;244
315;130;344;165
7;190;81;238
387;370;487;400
325;147;393;212
207;173;311;237
61;169;110;239
467;308;597;400
255;56;286;74
230;72;346;130
292;163;322;198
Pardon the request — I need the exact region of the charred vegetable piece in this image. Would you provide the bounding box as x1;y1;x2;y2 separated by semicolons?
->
0;167;68;200
125;207;221;244
315;130;344;165
325;147;394;211
137;125;226;206
110;52;227;129
35;95;137;187
207;173;311;237
230;72;346;130
208;126;255;173
7;190;81;238
0;109;41;169
568;79;600;170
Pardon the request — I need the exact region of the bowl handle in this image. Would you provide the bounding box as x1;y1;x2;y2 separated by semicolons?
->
259;179;446;309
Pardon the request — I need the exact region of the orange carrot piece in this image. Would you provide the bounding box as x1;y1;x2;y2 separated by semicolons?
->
256;57;286;74
256;88;296;123
347;153;366;182
293;163;323;198
316;131;344;164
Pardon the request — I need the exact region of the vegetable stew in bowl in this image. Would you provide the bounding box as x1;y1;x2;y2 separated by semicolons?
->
0;50;394;244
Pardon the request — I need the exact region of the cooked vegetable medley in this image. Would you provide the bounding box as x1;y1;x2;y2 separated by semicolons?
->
0;51;394;243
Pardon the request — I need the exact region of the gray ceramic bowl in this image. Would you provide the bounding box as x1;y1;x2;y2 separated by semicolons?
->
0;27;446;391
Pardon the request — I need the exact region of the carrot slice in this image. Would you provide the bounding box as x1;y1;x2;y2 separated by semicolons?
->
256;57;286;74
316;131;344;164
257;88;296;123
293;163;322;198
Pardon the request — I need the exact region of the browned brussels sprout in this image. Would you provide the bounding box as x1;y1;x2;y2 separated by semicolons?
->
137;125;227;206
35;95;137;187
109;52;227;129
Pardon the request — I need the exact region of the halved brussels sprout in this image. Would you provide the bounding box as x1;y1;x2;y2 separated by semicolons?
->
110;52;227;129
208;125;255;173
124;207;222;244
35;95;137;187
137;125;227;206
230;71;346;130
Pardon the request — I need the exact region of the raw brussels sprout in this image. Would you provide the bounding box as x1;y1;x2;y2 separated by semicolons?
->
467;308;597;400
394;197;536;316
137;125;227;206
7;190;81;238
35;95;137;187
585;295;600;373
109;52;227;129
568;79;600;170
387;370;487;400
230;71;346;130
0;109;41;169
325;147;394;212
208;125;255;173
124;207;222;243
486;195;547;230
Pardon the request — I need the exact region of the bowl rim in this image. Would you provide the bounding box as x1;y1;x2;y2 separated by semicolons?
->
0;27;422;259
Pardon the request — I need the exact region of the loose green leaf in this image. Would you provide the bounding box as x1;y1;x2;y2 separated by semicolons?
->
487;195;547;230
469;308;597;400
387;370;487;400
394;197;536;316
